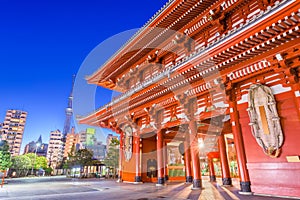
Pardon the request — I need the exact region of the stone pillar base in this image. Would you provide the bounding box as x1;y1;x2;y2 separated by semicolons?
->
210;175;216;182
239;181;252;194
157;177;165;185
116;179;123;183
222;177;232;186
191;179;202;190
134;176;142;183
186;176;193;183
164;175;169;181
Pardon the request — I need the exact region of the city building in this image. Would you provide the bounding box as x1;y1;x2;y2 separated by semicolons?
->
0;109;27;156
63;127;79;158
78;128;106;160
80;0;300;198
87;141;106;161
47;129;64;169
23;141;36;154
24;135;48;157
77;130;86;150
72;128;106;161
85;128;96;146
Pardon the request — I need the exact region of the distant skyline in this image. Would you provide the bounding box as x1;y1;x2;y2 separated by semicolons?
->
0;0;168;153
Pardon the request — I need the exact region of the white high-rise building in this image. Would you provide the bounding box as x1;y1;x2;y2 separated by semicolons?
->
106;133;118;153
47;129;64;169
78;129;87;149
0;109;27;156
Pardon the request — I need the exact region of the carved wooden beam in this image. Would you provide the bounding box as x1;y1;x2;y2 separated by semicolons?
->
144;104;164;129
147;50;160;63
270;47;300;86
175;93;197;121
208;5;229;34
124;114;138;130
173;33;195;55
116;75;127;90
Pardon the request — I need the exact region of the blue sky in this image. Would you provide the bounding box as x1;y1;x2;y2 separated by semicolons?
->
0;0;168;153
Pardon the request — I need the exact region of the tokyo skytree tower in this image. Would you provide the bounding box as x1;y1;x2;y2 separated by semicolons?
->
62;74;75;139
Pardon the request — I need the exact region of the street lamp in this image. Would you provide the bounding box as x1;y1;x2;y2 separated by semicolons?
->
31;142;41;175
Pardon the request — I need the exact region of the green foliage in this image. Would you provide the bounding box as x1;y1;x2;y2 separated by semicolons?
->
11;155;32;170
35;156;47;170
25;153;41;170
75;149;94;166
0;140;12;170
24;153;36;169
44;167;53;175
11;155;32;177
23;153;47;170
64;148;94;169
110;138;120;146
63;162;70;169
103;138;119;178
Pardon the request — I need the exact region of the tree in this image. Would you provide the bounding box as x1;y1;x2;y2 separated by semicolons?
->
24;153;47;176
63;148;94;178
11;155;31;177
0;140;12;171
74;149;94;167
35;156;47;170
44;167;53;176
63;144;76;169
25;153;36;170
64;148;94;169
103;138;119;179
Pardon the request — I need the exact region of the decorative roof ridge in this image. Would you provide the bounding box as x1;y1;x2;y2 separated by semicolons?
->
79;0;293;121
87;0;175;81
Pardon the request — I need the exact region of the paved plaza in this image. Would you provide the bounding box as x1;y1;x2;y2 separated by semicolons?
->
0;176;298;200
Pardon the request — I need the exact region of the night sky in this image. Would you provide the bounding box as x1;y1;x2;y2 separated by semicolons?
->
0;0;168;153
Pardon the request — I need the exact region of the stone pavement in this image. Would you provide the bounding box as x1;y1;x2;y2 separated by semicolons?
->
0;176;299;200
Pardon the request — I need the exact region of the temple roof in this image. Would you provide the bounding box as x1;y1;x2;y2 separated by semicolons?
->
86;0;220;90
79;0;300;127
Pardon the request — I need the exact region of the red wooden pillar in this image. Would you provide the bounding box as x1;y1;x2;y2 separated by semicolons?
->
229;100;251;193
156;129;165;185
134;133;142;183
189;120;202;189
208;158;216;182
163;141;169;181
118;132;124;182
218;134;232;186
184;133;193;183
292;84;300;120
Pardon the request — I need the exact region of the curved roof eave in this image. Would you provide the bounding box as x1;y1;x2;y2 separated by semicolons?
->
86;0;177;84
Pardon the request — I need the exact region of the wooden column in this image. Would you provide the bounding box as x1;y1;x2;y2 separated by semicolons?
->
229;100;251;193
176;95;201;189
163;141;169;181
184;132;193;183
134;133;142;183
156;129;165;185
218;134;232;186
118;131;124;182
208;158;216;182
189;120;202;189
292;84;300;120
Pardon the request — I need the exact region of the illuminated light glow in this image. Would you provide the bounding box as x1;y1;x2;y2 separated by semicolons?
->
198;138;205;149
